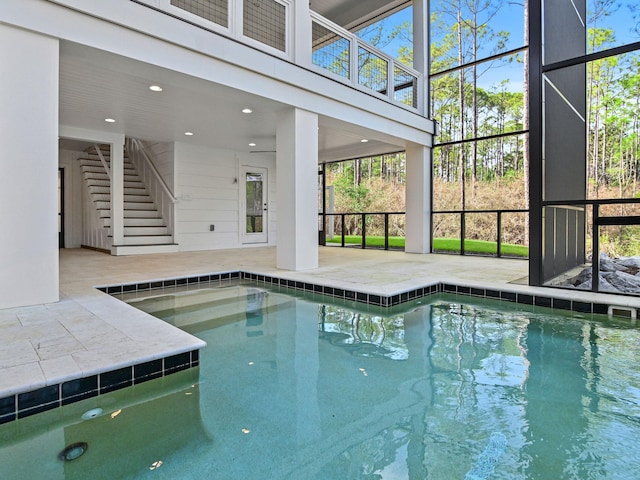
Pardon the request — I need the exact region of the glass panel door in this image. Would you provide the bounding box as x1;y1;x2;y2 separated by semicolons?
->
241;166;268;243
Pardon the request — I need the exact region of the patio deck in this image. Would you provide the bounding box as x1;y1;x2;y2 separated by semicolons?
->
1;246;639;401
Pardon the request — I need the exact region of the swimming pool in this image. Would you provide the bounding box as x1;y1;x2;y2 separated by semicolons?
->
1;283;639;479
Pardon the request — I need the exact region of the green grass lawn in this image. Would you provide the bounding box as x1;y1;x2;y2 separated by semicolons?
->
324;235;529;257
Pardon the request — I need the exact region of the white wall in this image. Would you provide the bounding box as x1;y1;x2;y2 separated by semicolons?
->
174;142;276;251
0;25;59;308
143;141;175;194
58;149;85;248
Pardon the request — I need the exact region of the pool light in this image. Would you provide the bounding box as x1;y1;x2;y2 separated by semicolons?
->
58;443;88;462
81;408;103;420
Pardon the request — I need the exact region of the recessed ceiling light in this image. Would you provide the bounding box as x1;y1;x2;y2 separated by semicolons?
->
184;131;194;136
242;108;253;114
149;85;163;92
360;139;369;143
248;142;256;147
105;118;116;123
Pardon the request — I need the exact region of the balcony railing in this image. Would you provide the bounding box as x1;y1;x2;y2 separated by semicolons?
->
133;0;422;112
310;13;420;109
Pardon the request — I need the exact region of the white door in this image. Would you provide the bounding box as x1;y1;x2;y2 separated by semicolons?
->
241;166;268;244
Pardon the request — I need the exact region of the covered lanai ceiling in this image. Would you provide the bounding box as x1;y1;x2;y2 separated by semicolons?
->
58;1;413;162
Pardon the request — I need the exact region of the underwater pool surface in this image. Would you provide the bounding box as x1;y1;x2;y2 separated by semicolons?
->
1;283;640;479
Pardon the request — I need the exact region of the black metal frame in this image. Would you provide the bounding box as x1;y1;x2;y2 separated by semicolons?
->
543;198;640;293
528;0;640;287
320;211;405;250
528;0;543;285
320;208;529;257
59;167;65;249
433;209;529;257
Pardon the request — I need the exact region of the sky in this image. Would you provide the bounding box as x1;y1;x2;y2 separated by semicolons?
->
356;1;640;93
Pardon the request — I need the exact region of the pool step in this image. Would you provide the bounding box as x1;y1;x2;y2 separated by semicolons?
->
129;286;294;328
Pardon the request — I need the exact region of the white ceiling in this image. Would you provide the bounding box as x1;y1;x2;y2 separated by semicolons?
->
58;41;403;163
57;1;411;162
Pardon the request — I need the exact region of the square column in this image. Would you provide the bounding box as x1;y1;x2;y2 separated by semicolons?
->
412;0;429;74
276;108;318;270
405;143;432;254
413;0;429;115
0;25;59;308
292;0;312;67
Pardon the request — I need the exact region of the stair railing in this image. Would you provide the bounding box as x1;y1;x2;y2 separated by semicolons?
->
93;144;111;179
126;138;177;239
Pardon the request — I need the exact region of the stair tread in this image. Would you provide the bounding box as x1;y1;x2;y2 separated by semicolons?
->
93;200;154;203
112;243;179;247
83;142;173;248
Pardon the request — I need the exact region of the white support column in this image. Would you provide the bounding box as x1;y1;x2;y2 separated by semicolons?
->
413;0;429;115
405;143;432;254
292;0;312;67
0;25;59;308
110;137;126;246
276;108;318;270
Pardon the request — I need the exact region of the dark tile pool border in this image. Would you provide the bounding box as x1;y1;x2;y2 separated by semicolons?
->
4;270;633;425
0;350;199;425
101;270;635;317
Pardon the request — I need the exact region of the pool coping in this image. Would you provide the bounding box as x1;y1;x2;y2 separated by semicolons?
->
102;270;636;316
2;269;638;425
0;350;199;425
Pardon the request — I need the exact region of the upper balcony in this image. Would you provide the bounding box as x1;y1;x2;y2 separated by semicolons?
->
133;0;423;115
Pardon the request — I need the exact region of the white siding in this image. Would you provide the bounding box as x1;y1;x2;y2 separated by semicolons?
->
174;142;276;251
143;141;175;194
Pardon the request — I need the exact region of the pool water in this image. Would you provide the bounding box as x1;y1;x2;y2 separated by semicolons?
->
1;284;639;479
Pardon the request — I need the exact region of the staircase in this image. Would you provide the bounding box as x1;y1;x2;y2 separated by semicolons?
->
80;145;178;255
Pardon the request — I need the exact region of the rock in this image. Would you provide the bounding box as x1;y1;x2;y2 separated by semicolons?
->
572;267;592;286
576;275;615;292
555;255;640;294
599;258;627;272
615;256;640;274
616;256;640;268
605;270;640;293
